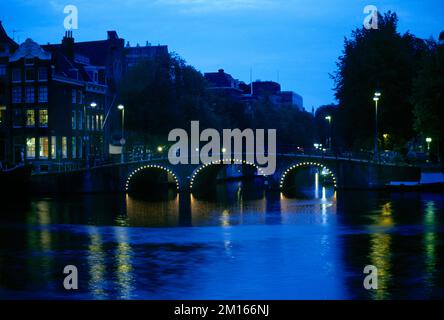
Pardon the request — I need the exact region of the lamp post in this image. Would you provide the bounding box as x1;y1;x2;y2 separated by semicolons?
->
426;137;432;158
325;115;332;150
118;104;125;164
373;91;381;162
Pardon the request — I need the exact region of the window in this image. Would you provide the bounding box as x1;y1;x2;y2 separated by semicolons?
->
62;137;67;159
50;136;56;159
72;111;76;129
25;58;34;66
0;106;5;124
100;115;103;130
13;109;22;127
38;68;48;81
25;87;35;103
39;137;49;159
77;111;83;129
12;87;22;103
72;137;76;159
26;109;35;127
92;115;95;131
25;69;35;82
38;87;48;102
78;137;83;159
39;109;48;127
96;115;99;131
26;137;36;159
12;69;21;82
0;65;6;76
72;89;77;104
78;90;83;104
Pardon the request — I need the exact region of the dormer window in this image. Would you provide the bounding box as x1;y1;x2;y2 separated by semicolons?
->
25;58;34;66
25;69;36;82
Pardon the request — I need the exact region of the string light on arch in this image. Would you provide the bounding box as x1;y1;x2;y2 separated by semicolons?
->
279;162;337;189
189;158;267;190
125;164;180;192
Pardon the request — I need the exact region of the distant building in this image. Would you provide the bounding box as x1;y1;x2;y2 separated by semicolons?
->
279;91;304;110
252;80;304;110
5;32;107;172
204;69;243;97
252;81;281;96
125;41;169;68
204;69;304;110
0;21;18;166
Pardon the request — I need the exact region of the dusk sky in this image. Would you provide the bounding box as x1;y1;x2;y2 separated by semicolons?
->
1;0;442;109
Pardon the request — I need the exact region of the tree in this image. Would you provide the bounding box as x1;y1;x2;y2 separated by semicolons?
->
332;12;425;153
412;40;444;160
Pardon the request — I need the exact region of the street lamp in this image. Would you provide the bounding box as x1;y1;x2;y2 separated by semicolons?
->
157;146;164;153
373;91;381;162
325;115;332;150
118;104;125;163
90;102;97;108
426;137;432;152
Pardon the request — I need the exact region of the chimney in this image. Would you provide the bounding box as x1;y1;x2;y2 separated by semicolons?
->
62;30;74;60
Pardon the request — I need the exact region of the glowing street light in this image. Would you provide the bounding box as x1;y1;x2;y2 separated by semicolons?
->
117;104;125;163
90;102;97;108
325;115;332;150
373;91;381;162
426;137;432;151
157;146;164;153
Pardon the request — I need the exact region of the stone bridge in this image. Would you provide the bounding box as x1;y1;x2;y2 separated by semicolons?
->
30;153;421;194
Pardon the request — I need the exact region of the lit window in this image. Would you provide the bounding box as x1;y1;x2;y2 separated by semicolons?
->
96;115;99;131
12;69;21;82
62;137;67;159
25;69;35;82
25;87;35;103
26;137;36;159
72;137;76;159
50;136;56;159
39;137;49;159
38;68;48;81
12;87;22;103
39;109;48;127
38;87;48;102
26;109;35;127
0;106;5;124
72;111;76;129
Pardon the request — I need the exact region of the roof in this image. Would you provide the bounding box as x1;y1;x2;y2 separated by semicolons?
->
204;69;237;88
0;21;19;52
9;38;51;62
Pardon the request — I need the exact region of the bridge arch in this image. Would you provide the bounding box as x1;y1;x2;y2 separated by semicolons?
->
125;164;180;192
190;158;266;191
280;161;337;190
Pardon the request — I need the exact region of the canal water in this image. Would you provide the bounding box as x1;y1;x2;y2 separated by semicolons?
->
0;182;443;300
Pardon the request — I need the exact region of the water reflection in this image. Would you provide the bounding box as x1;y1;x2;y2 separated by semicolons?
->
0;181;443;299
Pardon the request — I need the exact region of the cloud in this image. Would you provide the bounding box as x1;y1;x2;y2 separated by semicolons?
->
155;0;277;13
